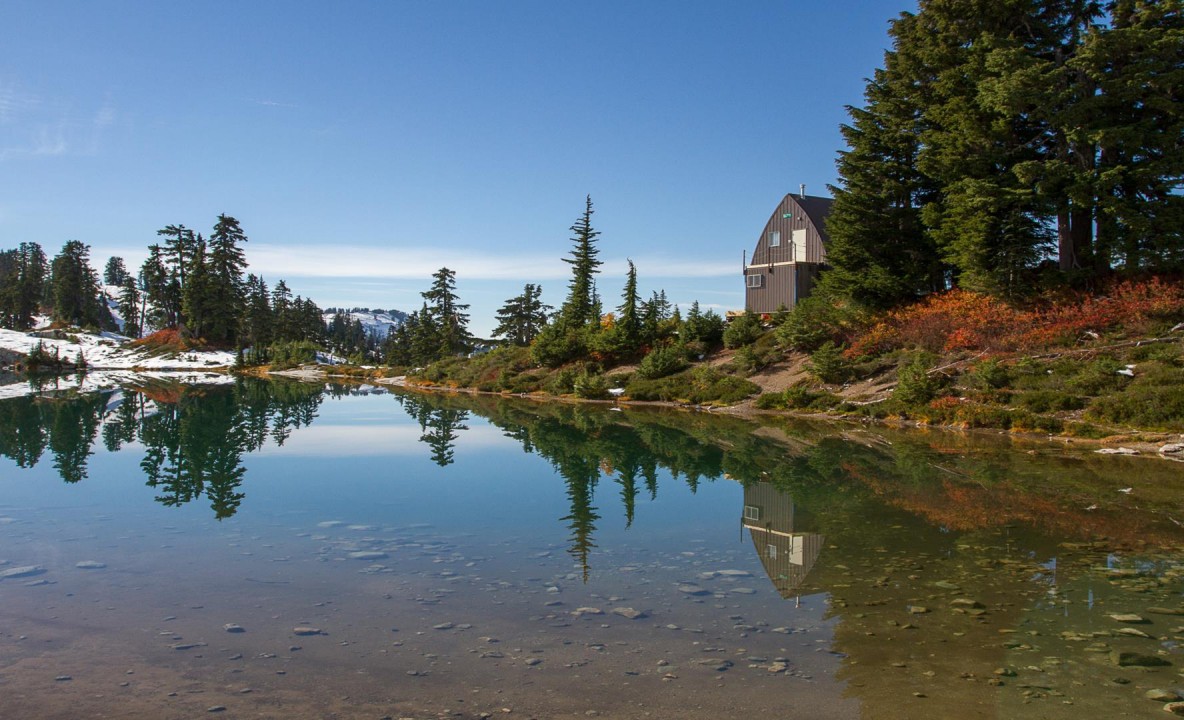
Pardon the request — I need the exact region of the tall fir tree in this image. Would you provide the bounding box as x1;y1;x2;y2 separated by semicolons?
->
0;242;47;329
103;256;130;286
559;195;603;329
49;240;103;327
204;214;250;346
119;275;142;338
491;283;551;346
421;267;471;357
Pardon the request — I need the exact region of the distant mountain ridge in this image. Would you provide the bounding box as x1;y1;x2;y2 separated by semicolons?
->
322;308;407;338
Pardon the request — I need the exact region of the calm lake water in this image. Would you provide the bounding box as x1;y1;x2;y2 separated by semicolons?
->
1;378;1183;719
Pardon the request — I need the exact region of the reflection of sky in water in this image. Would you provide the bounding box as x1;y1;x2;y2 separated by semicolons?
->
4;386;1184;719
0;392;741;579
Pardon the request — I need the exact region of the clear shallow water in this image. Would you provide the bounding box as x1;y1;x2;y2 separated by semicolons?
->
1;379;1183;719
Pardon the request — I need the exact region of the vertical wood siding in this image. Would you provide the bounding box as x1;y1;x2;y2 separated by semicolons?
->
744;193;833;314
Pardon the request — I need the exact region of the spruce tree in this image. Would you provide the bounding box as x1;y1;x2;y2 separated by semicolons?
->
103;256;129;286
421;267;471;357
118;276;142;338
242;274;273;360
0;242;47;329
492;283;550;346
49;240;102;327
614;260;641;350
140;245;175;329
559;195;603;328
181;236;212;339
205;214;250;346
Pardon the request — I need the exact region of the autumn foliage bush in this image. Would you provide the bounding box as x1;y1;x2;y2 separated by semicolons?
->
845;279;1184;358
129;328;203;353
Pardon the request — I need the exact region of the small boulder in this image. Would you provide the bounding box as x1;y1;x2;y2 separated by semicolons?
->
612;607;646;620
1112;651;1170;667
1146;689;1182;702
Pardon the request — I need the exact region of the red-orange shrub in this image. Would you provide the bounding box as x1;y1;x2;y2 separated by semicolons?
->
845;279;1184;358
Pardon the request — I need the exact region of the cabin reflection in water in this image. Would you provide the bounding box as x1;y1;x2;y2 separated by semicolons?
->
741;482;824;606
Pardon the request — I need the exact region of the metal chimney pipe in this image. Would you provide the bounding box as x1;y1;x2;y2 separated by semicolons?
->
799;184;806;199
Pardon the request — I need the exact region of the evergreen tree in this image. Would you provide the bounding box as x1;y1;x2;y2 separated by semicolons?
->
49;240;103;327
103;256;130;286
119;275;142;338
602;260;642;355
421;267;471;357
155;223;197;328
242;274;273;360
139;244;175;329
822;15;945;309
181;236;213;339
823;0;1184;301
491;283;550;346
681;300;725;347
204;214;250;346
559;195;603;328
531;197;606;366
1074;0;1184;271
271;280;295;341
0;242;47;329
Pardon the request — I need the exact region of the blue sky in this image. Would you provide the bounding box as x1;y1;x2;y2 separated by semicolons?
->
1;1;911;336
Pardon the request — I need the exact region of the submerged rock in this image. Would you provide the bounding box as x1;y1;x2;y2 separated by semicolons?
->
1146;689;1182;702
1109;613;1149;623
1111;651;1170;667
0;565;45;580
346;551;388;560
611;607;646;620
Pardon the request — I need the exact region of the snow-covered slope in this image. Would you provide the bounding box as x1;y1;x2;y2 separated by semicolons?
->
323;309;406;338
0;327;235;370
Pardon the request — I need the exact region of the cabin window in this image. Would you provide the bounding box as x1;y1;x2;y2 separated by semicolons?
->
743;505;761;522
768;230;780;247
792;229;807;262
746;274;763;288
766;544;778;559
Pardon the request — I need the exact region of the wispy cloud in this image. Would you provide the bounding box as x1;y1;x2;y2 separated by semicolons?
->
253;423;509;457
252;98;297;108
0;80;39;124
246;243;736;281
0;80;115;160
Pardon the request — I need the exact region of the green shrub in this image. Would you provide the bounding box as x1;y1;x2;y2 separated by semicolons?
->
624;376;683;402
1087;385;1184;431
966;358;1010;389
807;342;850;384
1015;390;1086;413
269;340;320;370
754;392;787;410
776;295;837;352
1067;357;1127;395
625;367;758;405
638;344;688;379
531;324;587;368
893;354;941;406
686;366;759;405
573;369;608;399
723;310;763;349
548;367;577;394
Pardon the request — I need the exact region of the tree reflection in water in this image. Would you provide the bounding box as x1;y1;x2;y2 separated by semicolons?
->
0;378;323;519
6;383;1184;715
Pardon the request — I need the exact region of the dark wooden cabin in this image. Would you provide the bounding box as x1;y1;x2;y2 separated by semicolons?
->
744;188;833;314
